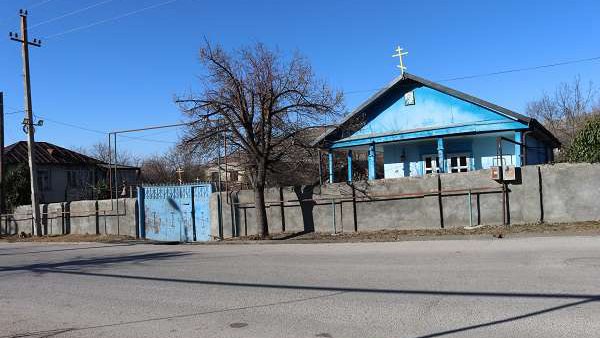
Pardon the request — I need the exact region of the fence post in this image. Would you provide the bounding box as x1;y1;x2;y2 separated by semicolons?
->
331;199;337;234
437;174;444;229
467;189;473;228
279;187;285;233
137;186;145;239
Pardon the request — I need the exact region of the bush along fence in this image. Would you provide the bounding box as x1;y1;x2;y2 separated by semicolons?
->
213;163;600;239
0;198;138;237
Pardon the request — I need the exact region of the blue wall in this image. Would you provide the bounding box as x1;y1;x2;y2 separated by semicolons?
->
352;86;523;138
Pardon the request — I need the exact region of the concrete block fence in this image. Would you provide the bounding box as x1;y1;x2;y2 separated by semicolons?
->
1;198;138;237
3;163;600;240
213;163;600;238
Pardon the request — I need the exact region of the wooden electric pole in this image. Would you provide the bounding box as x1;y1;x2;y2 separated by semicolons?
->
9;10;42;235
0;92;5;215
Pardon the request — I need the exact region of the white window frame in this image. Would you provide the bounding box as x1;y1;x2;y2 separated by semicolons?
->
447;153;471;173
421;154;439;175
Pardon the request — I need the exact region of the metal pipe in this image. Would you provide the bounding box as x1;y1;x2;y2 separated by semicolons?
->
522;130;535;165
502;182;507;226
108;133;112;204
114;133;120;230
110;121;198;135
317;150;323;186
216;131;223;239
230;186;504;207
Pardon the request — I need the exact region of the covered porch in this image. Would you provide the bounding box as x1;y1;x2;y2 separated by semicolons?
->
326;131;527;183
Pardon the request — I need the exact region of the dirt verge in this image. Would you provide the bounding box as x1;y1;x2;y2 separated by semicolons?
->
0;234;137;243
220;221;600;243
2;222;598;244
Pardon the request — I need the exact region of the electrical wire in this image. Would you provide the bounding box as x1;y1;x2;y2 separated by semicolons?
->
43;0;179;39
30;0;115;30
37;115;107;135
5;110;25;115
438;56;600;82
33;113;180;144
344;55;600;95
28;0;54;9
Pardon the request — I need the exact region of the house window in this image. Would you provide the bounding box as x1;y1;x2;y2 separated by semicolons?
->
37;169;51;191
422;155;439;174
67;170;91;188
448;154;470;173
210;171;220;182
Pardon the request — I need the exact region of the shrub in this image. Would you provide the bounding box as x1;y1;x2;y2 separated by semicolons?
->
568;115;600;163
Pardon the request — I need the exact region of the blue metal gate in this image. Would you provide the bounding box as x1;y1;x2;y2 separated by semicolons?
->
137;184;213;242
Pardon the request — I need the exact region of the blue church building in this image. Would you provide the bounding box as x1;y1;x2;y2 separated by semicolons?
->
314;73;560;182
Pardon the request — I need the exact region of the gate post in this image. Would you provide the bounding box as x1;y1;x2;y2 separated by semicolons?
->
137;186;145;239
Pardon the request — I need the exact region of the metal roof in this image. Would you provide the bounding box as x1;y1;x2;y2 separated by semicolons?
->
4;141;102;165
313;72;560;147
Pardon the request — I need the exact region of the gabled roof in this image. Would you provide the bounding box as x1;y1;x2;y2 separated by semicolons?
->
4;141;102;165
314;72;560;147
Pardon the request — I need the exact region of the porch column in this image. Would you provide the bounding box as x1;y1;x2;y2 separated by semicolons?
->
514;131;522;167
328;152;334;183
347;150;353;182
368;143;376;180
437;138;445;173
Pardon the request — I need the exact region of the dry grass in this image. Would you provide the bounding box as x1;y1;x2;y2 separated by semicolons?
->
224;221;600;243
0;234;136;243
2;221;599;244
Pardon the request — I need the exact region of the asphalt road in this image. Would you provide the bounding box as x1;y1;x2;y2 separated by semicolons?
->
1;236;599;338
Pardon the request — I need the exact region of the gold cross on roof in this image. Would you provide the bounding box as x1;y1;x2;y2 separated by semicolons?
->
392;46;408;75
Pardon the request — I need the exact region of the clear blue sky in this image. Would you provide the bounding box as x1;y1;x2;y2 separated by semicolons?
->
1;0;599;157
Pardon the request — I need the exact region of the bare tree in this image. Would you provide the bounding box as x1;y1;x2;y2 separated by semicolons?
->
76;141;141;167
141;146;207;184
177;41;343;238
526;76;598;154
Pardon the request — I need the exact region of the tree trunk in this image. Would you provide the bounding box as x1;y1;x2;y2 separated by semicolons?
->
254;164;269;238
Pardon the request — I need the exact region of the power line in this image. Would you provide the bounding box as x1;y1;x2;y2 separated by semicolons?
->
28;0;54;9
34;113;179;144
43;0;179;39
438;55;600;82
344;55;600;95
30;0;116;30
37;114;107;134
6;110;25;115
119;134;178;144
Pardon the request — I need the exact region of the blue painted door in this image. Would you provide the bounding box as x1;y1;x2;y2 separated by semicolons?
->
192;185;212;241
140;184;212;242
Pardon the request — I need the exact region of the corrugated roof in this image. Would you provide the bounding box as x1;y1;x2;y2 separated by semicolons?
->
4;141;102;165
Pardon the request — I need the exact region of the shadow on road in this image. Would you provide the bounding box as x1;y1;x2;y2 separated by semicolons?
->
0;243;138;256
2;251;599;338
0;251;189;273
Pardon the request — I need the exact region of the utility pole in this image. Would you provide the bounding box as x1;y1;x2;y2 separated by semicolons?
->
9;10;43;235
0;92;5;214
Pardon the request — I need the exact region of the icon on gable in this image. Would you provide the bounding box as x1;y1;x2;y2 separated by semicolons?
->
404;90;415;106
